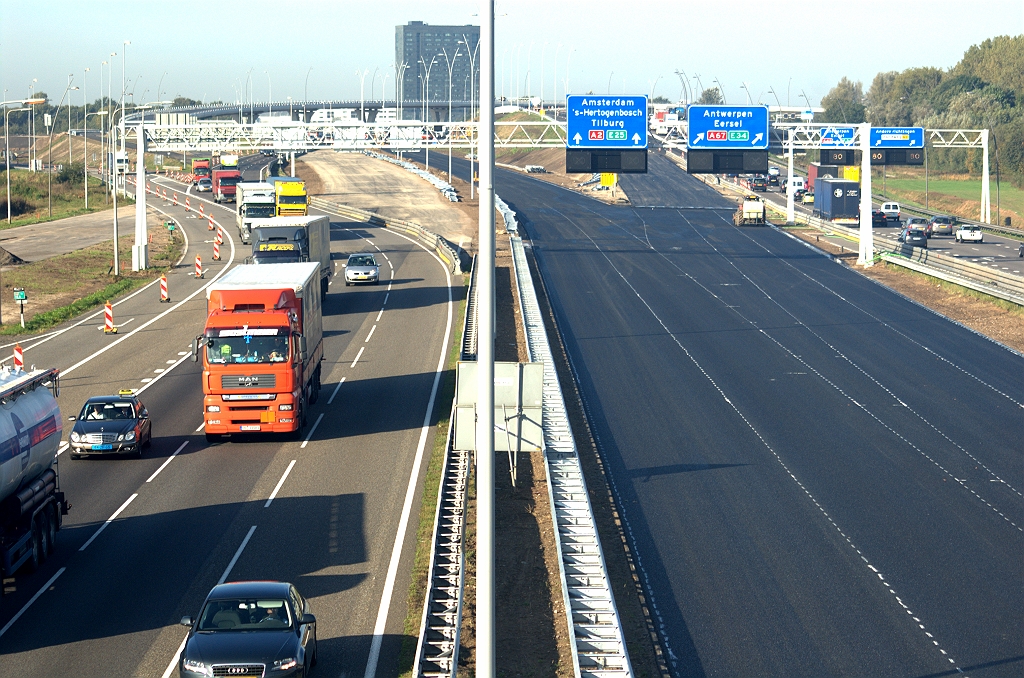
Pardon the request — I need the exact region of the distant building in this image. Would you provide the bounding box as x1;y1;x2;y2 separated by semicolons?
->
396;21;479;121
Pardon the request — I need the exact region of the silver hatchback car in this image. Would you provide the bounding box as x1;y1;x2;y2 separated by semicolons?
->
344;253;380;285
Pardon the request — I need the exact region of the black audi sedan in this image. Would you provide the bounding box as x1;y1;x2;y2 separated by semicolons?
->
68;391;152;459
179;581;317;677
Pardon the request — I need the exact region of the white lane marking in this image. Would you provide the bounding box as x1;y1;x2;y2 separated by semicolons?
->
57;441;68;457
154;369;164;374
166;359;177;364
300;413;325;449
363;232;454;678
97;317;135;330
78;493;138;551
140;378;153;383
327;377;346;405
265;460;297;507
376;309;383;322
388;260;393;269
177;351;188;356
60;226;236;380
0;567;66;639
160;630;189;678
136;352;192;396
383;292;389;306
218;525;257;584
146;441;189;483
350;346;364;368
365;325;376;342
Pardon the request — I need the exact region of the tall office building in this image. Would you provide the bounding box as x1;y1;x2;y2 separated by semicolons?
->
396;21;479;120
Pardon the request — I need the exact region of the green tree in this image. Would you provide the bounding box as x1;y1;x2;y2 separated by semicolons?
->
696;87;723;105
819;77;865;123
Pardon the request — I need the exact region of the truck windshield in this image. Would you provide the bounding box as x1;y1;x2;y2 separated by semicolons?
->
194;168;210;176
277;195;307;204
219;176;240;187
253;251;303;264
207;330;290;364
245;205;276;218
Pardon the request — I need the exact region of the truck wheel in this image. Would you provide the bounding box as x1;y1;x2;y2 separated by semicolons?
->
41;508;55;557
27;518;43;572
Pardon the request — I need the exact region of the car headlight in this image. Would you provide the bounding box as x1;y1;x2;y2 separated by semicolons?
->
70;432;80;442
124;431;136;442
183;658;213;676
273;658;297;671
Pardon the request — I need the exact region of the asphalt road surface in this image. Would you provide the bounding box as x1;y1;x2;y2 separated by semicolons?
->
0;159;457;678
428;150;1021;677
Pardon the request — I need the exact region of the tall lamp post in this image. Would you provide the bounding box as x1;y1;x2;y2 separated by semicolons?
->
357;69;369;123
303;67;312;122
713;77;727;104
83;110;108;208
48;82;79;217
6;102;42;222
420;56;438;170
131;100;170;272
441;46;462;183
460;35;481;197
265;71;272;117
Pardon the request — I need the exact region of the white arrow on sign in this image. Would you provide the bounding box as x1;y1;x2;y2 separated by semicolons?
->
573;132;582;145
693;132;704;144
632;133;642;144
752;133;763;145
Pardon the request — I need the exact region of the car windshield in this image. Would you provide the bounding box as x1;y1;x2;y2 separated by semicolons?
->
206;330;290;364
349;255;376;267
197;598;292;631
81;401;135;420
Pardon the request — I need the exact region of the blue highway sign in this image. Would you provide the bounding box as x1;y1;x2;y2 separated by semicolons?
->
820;126;856;146
687;105;769;149
566;95;648;149
870;127;924;148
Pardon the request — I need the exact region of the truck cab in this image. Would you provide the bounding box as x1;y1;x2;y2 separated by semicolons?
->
212;169;243;203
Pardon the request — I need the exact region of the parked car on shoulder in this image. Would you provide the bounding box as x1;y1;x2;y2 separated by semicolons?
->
880;202;901;223
954;224;983;243
928;215;956;237
898;227;928;248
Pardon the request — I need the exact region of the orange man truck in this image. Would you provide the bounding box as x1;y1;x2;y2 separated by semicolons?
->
193;262;323;442
191;158;211;184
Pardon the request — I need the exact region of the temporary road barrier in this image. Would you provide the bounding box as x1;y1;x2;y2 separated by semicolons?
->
194;255;203;279
199;204;205;219
185;197;191;212
12;344;23;371
173;192;178;206
212;239;221;261
159;274;170;303
103;302;117;334
207;213;215;230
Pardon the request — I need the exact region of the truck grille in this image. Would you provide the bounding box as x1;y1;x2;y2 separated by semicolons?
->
83;432;118;444
221;374;276;389
213;665;265;677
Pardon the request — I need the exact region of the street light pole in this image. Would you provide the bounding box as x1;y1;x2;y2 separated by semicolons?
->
48;82;79;218
303;66;312;122
357;69;369;123
83;110;108;209
441;46;461;184
266;71;272;117
5;106;30;223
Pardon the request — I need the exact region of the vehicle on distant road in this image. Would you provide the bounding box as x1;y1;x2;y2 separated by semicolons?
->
954;224;984;243
178;580;317;678
872;210;887;227
68;390;151;459
767;166;780;186
191;158;211;184
345;252;380;284
898;227;928;248
928;215;956;237
905;216;929;229
196;177;212;193
211;169;242;203
801;190;815;204
734;195;766;225
881;202;901;223
0;367;67;582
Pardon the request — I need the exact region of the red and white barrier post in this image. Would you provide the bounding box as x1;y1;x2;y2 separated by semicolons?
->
199;204;205;219
103;301;116;334
212;238;221;261
173;192;178;206
13;344;23;371
185;196;191;212
194;255;203;279
160;274;170;302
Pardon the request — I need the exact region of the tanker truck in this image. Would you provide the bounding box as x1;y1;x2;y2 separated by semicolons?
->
0;367;68;589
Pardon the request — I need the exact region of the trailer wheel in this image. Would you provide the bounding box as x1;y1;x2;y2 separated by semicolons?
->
41;507;56;557
27;518;43;572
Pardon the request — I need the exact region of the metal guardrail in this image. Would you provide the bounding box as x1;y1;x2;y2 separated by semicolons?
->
309;197;464;274
510;236;634;677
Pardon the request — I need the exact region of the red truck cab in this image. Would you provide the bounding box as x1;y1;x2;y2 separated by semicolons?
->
212;169;243;203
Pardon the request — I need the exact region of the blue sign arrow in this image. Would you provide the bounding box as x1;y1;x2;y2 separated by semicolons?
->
687;105;769;149
820;126;856;146
870;127;924;148
566;95;648;149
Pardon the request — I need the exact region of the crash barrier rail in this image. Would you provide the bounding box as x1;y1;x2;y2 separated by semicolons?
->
510;234;634;676
363;150;459;202
308;197;464;275
413;259;476;677
496;196;518;234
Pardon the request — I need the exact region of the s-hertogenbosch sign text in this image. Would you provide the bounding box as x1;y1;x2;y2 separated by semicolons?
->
687;105;770;149
566;95;648;149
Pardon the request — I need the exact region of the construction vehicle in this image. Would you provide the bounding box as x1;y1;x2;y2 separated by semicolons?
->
191;158;212;184
194;263;324;442
0;367;68;591
236;182;277;245
211;168;243;203
248;215;331;300
274;180;309;217
734;195;766;225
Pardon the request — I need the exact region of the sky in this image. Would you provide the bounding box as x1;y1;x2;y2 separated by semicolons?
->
1;0;1022;110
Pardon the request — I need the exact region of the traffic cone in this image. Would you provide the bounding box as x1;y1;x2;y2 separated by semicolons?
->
185;196;191;212
160;274;170;302
207;213;215;231
13;344;23;372
199;204;205;219
195;255;203;279
103;302;117;334
212;238;221;261
173;192;178;206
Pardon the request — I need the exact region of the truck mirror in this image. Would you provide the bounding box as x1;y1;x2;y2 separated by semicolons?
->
191;337;200;362
298;335;308;362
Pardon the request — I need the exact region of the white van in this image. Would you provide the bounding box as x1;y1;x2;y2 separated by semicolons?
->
787;176;806;193
881;202;901;223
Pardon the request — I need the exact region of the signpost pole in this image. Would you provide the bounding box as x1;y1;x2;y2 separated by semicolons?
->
786;129;795;224
476;0;496;675
857;122;873;266
981;129;990;224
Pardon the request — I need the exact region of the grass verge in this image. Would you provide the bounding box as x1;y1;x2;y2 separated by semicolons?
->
879;260;1024;314
397;276;468;676
0;169;130;230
